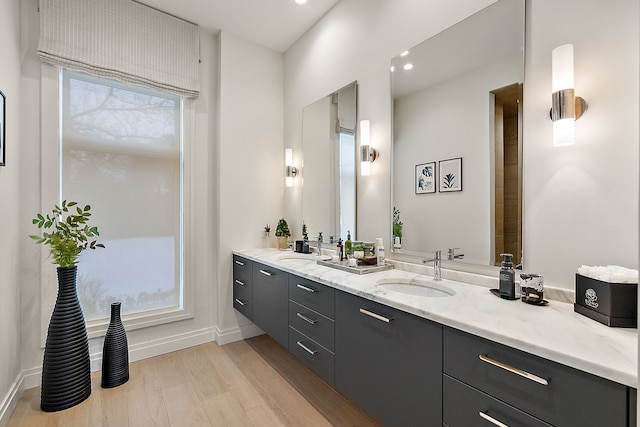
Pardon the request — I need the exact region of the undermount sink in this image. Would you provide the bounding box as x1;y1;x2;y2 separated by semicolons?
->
376;278;455;298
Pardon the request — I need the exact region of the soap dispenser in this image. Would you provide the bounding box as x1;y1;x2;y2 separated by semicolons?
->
499;253;516;300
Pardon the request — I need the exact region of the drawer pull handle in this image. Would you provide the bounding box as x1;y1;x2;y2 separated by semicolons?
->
296;312;318;325
479;411;509;427
296;341;318;355
235;279;245;286
359;308;392;323
296;284;317;293
234;260;245;266
234;298;246;306
479;354;549;386
259;269;273;277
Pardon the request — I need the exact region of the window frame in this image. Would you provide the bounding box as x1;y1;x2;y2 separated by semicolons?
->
39;64;196;340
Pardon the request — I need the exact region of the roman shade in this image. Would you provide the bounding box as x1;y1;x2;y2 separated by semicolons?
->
38;0;200;98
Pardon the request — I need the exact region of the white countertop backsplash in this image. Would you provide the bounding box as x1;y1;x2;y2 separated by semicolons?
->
233;248;638;388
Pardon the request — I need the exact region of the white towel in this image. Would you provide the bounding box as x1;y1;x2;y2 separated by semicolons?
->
577;265;638;284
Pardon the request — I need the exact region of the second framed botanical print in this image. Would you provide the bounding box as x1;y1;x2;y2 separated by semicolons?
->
439;157;462;192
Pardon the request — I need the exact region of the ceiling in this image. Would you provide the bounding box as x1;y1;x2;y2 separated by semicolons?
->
137;0;341;52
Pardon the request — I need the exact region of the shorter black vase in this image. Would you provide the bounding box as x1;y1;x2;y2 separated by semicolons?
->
101;302;129;388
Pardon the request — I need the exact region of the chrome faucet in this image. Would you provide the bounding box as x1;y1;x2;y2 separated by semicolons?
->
447;248;464;260
422;250;442;281
317;232;323;256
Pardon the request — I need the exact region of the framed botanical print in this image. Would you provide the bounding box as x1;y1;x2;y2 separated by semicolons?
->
439;157;462;192
415;162;436;194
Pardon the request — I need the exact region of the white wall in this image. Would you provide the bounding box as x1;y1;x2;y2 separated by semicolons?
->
0;0;24;422
284;0;639;290
17;0;219;393
216;32;284;342
523;0;638;287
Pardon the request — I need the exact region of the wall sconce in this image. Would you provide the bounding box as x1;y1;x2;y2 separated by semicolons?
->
550;44;587;147
359;120;379;176
285;148;298;187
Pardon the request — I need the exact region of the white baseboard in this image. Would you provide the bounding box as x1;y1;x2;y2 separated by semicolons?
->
126;326;217;363
216;323;264;346
19;326;217;395
0;372;25;427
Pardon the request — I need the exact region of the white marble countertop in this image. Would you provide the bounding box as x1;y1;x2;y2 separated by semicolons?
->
233;248;638;388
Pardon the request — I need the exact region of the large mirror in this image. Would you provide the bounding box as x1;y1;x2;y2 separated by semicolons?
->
302;82;358;241
391;0;524;268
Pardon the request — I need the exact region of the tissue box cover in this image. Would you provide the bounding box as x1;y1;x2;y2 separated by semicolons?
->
574;274;637;328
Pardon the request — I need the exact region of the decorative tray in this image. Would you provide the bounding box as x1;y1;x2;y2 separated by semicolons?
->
317;259;394;275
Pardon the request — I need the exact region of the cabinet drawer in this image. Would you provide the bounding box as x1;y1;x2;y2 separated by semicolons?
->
233;276;252;301
233;296;252;320
289;300;334;351
288;275;334;318
444;375;552;427
233;255;252;285
444;327;628;427
289;327;334;385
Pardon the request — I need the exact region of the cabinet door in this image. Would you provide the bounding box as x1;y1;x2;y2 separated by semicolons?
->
253;263;288;348
335;290;443;426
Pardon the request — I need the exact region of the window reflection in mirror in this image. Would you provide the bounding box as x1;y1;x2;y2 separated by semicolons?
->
391;0;524;268
302;82;357;242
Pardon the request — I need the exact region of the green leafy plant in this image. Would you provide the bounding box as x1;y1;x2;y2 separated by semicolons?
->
393;207;403;238
275;218;291;237
30;200;105;267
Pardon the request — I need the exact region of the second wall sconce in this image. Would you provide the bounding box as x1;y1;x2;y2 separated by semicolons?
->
550;44;587;147
360;120;379;176
285;148;298;187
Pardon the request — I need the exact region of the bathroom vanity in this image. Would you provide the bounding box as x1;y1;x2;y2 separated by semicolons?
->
232;249;637;427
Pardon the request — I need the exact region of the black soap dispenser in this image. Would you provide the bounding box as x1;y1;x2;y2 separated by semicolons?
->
499;253;516;300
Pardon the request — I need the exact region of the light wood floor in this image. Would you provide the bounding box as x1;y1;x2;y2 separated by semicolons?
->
7;335;379;426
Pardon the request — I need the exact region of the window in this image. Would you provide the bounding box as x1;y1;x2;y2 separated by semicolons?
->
60;70;183;321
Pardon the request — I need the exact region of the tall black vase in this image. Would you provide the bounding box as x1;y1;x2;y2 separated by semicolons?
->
101;302;129;388
41;266;92;412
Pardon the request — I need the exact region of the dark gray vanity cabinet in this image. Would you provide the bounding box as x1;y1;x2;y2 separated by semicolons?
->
252;262;289;349
288;275;336;385
335;290;443;426
232;255;253;320
443;326;630;427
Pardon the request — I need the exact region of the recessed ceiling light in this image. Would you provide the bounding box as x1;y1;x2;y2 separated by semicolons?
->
403;63;413;70
390;65;395;72
295;0;307;4
399;50;409;57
